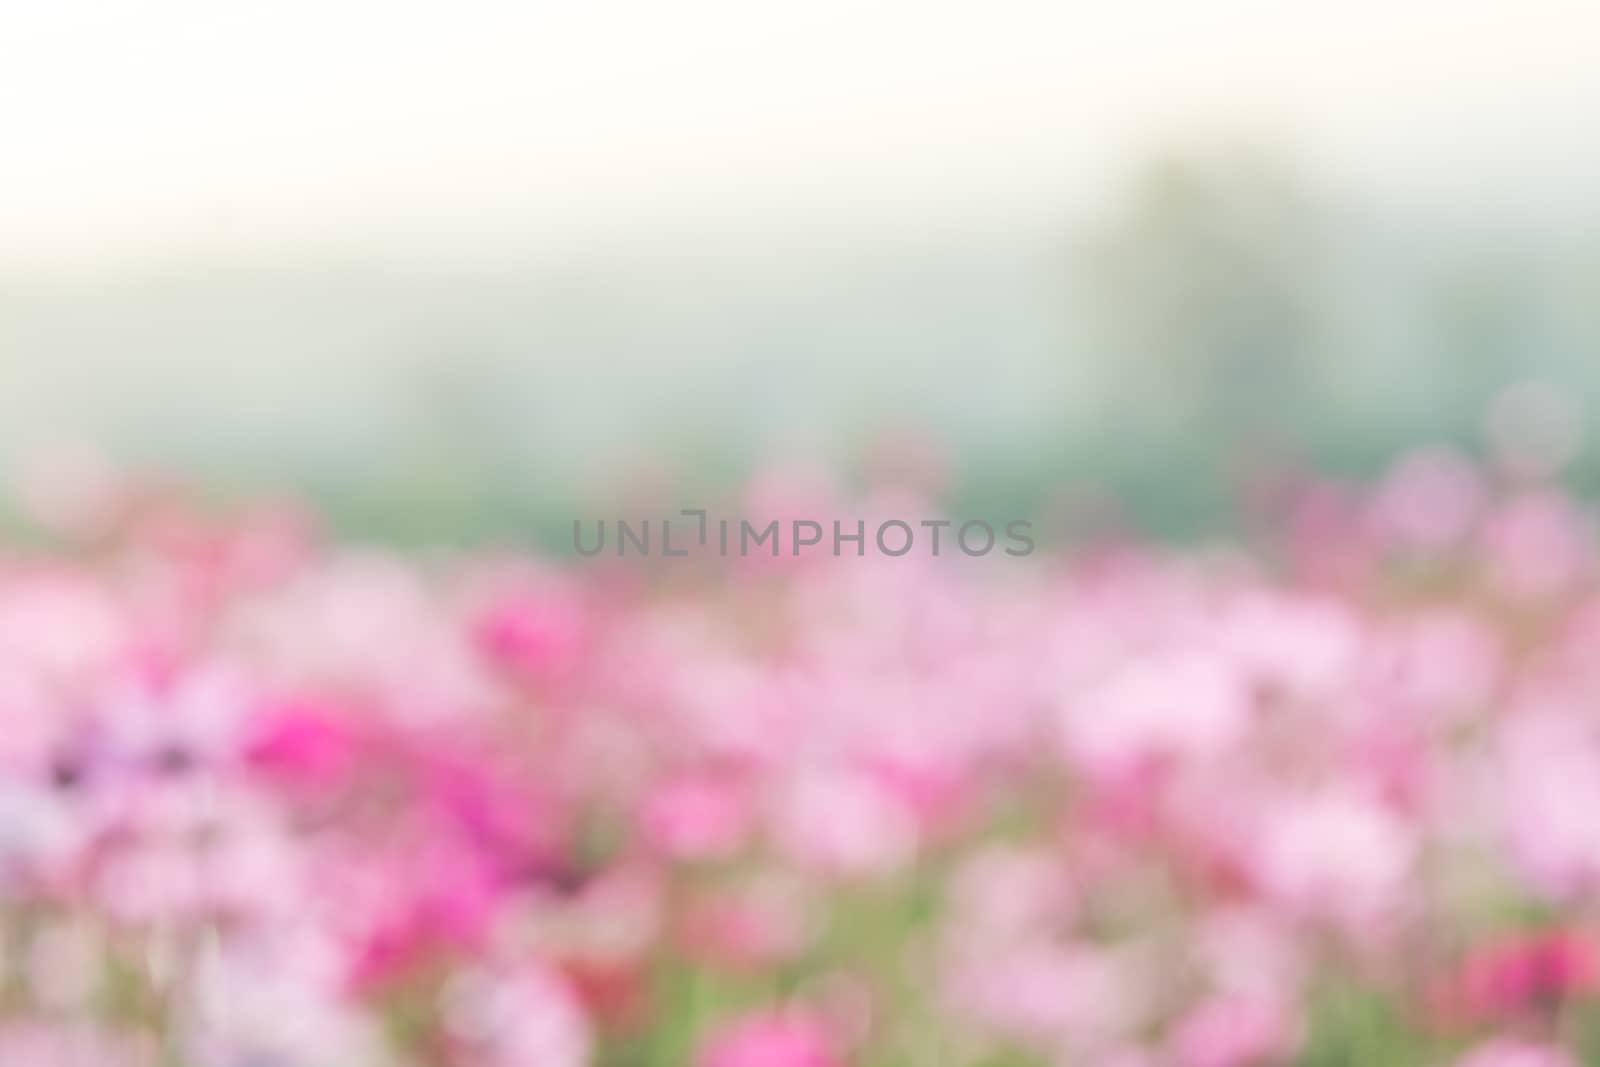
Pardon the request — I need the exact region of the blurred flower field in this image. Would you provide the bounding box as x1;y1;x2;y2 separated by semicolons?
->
3;448;1600;1067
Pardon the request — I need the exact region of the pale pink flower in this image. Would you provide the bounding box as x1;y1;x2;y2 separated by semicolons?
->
772;769;917;878
1373;609;1502;723
1454;1038;1580;1067
1168;995;1300;1067
1496;713;1600;899
1480;491;1593;600
0;572;126;680
0;1023;156;1067
1252;788;1415;931
947;844;1074;947
442;965;592;1067
1220;593;1360;703
1369;448;1484;551
1061;651;1248;781
184;939;394;1067
949;944;1149;1053
1190;908;1306;1001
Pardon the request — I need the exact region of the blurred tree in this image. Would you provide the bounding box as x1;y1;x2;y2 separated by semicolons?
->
1077;149;1328;457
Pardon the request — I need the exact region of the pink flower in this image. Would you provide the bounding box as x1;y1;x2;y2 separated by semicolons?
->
1369;448;1483;552
1443;930;1600;1023
472;579;589;682
700;1010;841;1067
640;775;753;861
1060;651;1248;782
344;842;499;991
441;965;592;1067
244;698;359;787
772;770;917;879
1168;995;1300;1067
1375;609;1504;729
1454;1039;1580;1067
948;944;1148;1052
1251;788;1414;932
1496;714;1600;900
1480;491;1593;600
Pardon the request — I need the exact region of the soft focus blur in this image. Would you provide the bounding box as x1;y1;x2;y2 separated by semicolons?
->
6;1;1600;539
14;9;1600;1067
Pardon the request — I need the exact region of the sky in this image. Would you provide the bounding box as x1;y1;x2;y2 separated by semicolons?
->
5;0;1600;271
